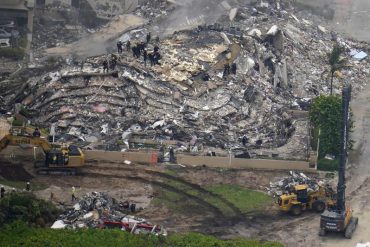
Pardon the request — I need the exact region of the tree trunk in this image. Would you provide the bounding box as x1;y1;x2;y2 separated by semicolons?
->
330;72;334;95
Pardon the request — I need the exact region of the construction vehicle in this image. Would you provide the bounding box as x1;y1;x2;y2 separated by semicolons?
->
0;126;85;174
278;184;336;216
319;86;358;238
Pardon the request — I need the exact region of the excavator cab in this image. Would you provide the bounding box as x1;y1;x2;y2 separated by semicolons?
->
295;185;309;203
1;125;85;175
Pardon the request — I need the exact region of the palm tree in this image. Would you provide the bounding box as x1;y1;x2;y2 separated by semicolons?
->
328;44;348;95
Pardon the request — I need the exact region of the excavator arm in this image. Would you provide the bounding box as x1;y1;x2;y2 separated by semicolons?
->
0;134;52;153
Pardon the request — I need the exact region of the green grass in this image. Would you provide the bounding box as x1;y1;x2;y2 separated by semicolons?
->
317;158;339;171
0;221;283;247
206;184;272;214
0;180;48;191
152;174;271;217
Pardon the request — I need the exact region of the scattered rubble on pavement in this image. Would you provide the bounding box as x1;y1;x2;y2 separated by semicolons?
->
51;191;167;236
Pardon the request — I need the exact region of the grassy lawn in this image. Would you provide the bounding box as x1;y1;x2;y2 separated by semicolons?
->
0;221;283;247
152;173;271;217
206;184;272;214
0;179;48;191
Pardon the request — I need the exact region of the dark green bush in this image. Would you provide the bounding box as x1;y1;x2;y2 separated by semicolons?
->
0;193;59;227
317;158;340;171
0;222;284;247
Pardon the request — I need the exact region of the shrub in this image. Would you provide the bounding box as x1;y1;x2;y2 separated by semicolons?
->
317;158;340;171
0;193;59;227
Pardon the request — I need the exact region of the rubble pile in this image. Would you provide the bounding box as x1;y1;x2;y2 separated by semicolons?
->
51;192;166;236
268;171;332;197
1;1;370;158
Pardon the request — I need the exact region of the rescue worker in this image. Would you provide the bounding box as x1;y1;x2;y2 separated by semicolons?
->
33;128;41;137
71;186;76;202
153;51;161;65
148;52;155;66
223;63;230;78
139;41;146;53
26;182;30;191
242;135;247;147
231;62;237;75
254;62;260;72
117;41;123;54
132;45;140;58
143;49;148;67
102;59;109;73
126;40;131;52
110;54;118;70
146;32;151;43
52;154;57;164
169;147;176;163
0;186;4;198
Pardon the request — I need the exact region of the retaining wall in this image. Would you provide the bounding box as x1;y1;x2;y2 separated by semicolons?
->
0;147;313;171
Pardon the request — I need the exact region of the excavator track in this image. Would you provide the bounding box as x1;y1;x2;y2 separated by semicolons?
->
344;217;358;239
36;168;78;176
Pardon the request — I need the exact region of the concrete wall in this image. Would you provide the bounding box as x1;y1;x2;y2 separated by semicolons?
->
176;155;312;171
85;150;312;171
0;147;312;171
85;150;154;164
44;0;71;5
0;0;24;6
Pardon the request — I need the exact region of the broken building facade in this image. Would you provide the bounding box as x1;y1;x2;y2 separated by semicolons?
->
1;0;369;161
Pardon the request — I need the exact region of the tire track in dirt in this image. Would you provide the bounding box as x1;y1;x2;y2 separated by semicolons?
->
82;171;229;223
85;165;245;222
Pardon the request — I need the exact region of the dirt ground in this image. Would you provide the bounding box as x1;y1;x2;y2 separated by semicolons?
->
0;158;329;247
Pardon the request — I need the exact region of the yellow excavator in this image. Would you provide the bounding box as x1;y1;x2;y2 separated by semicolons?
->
0;126;85;175
278;184;336;216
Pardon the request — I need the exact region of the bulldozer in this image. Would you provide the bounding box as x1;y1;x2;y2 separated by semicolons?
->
0;126;85;175
278;184;336;216
319;86;358;238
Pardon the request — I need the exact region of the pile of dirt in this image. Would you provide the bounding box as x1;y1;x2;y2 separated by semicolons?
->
0;162;33;181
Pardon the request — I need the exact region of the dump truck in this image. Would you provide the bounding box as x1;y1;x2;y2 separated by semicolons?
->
278;184;336;216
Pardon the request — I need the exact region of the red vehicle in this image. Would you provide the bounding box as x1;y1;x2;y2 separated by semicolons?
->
99;221;167;236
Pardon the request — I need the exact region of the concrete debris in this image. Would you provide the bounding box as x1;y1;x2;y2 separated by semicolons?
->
51;220;66;229
1;0;370;161
229;8;238;22
350;49;368;61
267;171;333;197
52;192;166;236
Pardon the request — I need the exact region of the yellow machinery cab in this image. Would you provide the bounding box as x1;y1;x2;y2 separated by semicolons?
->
278;184;335;216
